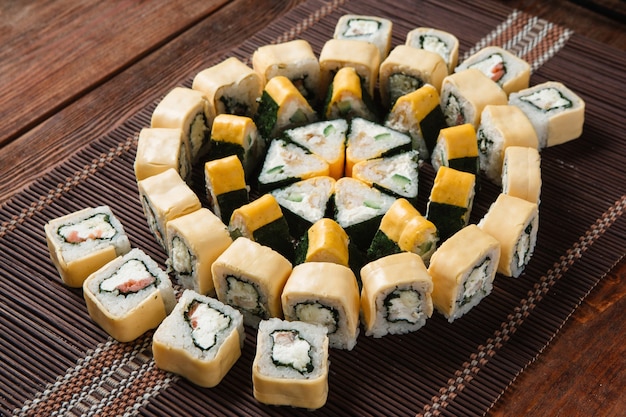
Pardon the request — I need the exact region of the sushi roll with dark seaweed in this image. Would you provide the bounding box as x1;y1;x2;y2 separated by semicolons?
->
431;123;480;177
212;237;293;327
502;146;542;204
134;127;192;182
333;14;393;59
252;318;329;409
323;66;378;123
204;155;250;224
83;248;176;342
44;205;131;288
152;289;245;388
295;218;350;267
405;27;459;73
360;252;434;337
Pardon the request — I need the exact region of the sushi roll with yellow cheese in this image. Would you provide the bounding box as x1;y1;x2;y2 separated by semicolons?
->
252;318;329;409
295;218;350;267
212;237;293;327
502;146;542;204
333;14;393;59
152;289;245;388
44;205;131;288
405;27;459;73
360;252;434;338
428;225;500;322
83;248;176;342
478;193;539;278
323;66;378;122
165;208;233;296
431;123;479;177
133;127;192;182
204;155;249;224
282;262;360;350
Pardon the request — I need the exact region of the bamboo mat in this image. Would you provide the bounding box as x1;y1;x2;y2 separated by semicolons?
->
2;0;625;416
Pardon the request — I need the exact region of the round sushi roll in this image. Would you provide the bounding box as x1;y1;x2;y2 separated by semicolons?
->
333;14;393;59
405;27;459;73
502;146;542;204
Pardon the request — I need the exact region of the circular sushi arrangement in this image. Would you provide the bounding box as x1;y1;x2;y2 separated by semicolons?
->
44;14;585;410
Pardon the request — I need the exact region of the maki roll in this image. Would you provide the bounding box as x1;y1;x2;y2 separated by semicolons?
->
333;14;393;59
439;68;507;128
431;123;480;176
283;119;348;180
192;57;262;118
323;66;378;122
385;84;447;159
345;117;412;177
367;198;438;263
508;81;585;148
252;39;321;106
360;252;434;338
252;318;329;409
152;289;245;388
456;46;530;95
502;146;542;204
228;194;294;261
476;104;539;184
133;127;192;182
44;205;131;288
319;38;381;99
270;176;336;239
428;225;500;322
333;177;396;251
204;155;249;224
83;248;176;342
257;138;329;192
405;27;459;73
379;45;448;109
426;166;476;242
165;208;233;296
295;218;350;267
351;150;420;204
206;114;263;178
281;262;360;350
137;168;201;248
212;237;293;327
255;75;318;140
151;87;213;161
478;193;539;278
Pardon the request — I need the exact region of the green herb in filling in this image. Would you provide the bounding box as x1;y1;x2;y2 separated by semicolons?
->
323;123;336;137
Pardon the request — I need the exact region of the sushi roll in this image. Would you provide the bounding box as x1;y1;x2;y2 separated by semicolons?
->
502;146;542;204
295;218;350;267
270;176;336;239
192;57;262;118
204;155;249;224
379;45;448;109
367;198;438;263
151;87;213;161
283;119;348;180
152;289;245;388
228;194;294;261
252;39;321;106
212;237;293;327
137;168;201;248
478;194;539;278
206;114;264;178
385;84;447;159
333;14;393;59
318;38;381;99
345;117;412;177
439;68;508;128
44;205;131;288
360;252;434;338
252;318;329;409
405;27;459;73
428;225;500;322
255;75;318;140
165;208;233;296
476;104;539;184
426;166;476;242
323;66;378;122
281;262;360;350
508;81;585;148
257;138;329;192
456;46;530;95
431;123;480;176
133;127;192;182
333;177;396;251
83;248;176;342
351;150;420;204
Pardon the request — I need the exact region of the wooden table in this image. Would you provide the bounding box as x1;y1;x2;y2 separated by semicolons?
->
1;1;624;416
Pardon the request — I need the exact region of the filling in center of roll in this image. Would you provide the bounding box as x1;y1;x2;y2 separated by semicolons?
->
460;257;491;306
343;19;381;37
225;276;265;317
270;329;314;374
58;213;116;244
99;259;157;295
171;236;193;276
444;94;465;126
294;302;338;334
515;223;534;268
185;300;231;351
519;87;571;112
384;288;423;324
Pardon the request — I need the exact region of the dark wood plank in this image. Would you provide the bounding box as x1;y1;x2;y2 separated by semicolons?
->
0;0;229;149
